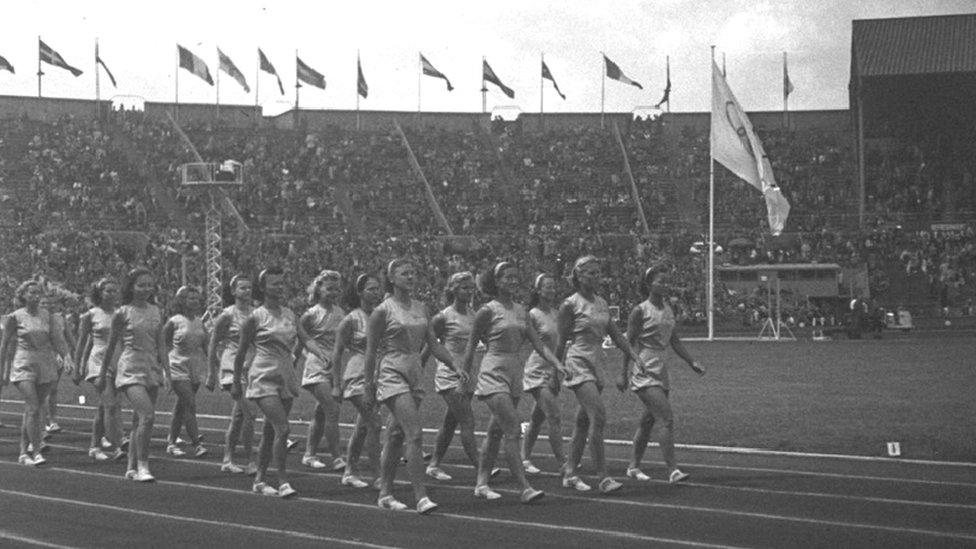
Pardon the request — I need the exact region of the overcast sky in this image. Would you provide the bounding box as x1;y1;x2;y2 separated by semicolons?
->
1;0;972;116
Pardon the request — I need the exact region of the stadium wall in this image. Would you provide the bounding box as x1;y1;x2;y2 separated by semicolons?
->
0;95;851;134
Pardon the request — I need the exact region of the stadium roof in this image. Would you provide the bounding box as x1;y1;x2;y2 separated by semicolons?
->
852;13;976;78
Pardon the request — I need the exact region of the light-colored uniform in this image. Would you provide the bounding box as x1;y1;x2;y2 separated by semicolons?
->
562;293;611;390
300;303;344;388
115;304;164;389
433;305;475;393
216;305;254;387
523;306;558;392
8;308;59;385
475;301;527;398
374;297;428;403
167;314;207;384
630;301;675;392
340;308;369;399
85;307;119;382
246;306;300;401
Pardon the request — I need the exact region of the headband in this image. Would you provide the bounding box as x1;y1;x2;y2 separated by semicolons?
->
493;261;514;278
355;273;371;292
573;255;599;273
447;271;474;288
318;269;342;281
533;273;549;289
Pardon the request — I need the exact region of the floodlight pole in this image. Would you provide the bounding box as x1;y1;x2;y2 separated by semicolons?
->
205;192;223;316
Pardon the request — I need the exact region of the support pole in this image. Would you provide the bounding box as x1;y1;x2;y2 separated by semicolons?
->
393;118;454;235
612;122;650;235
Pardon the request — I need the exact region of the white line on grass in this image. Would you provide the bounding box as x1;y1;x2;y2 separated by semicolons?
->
0;488;399;549
0;462;743;549
5;400;974;469
0;530;78;549
4;437;975;544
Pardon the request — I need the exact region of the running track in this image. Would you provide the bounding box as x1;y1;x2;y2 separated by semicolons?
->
1;404;974;548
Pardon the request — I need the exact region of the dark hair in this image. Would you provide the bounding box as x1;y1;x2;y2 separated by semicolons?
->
15;279;42;306
90;277;119;307
221;274;251;307
345;273;379;310
121;267;156;305
307;270;342;305
478;261;515;298
527;273;555;309
640;263;671;298
383;258;414;294
253;266;284;303
171;285;203;317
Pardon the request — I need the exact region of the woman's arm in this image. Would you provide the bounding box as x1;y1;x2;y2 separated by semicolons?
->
330;316;354;399
296;311;328;362
362;308;387;408
670;329;704;375
97;312;125;393
0;315;17;386
73;313;94;382
420;313;446;367
461;307;492;380
230;316;257;399
619;306;643;391
206;313;231;390
554;300;574;363
525;317;565;376
160;318;175;387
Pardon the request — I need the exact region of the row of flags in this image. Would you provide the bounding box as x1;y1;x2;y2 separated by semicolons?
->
1;41;687;107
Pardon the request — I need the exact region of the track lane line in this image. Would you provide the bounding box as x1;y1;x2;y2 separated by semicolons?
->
0;530;78;549
3;438;974;544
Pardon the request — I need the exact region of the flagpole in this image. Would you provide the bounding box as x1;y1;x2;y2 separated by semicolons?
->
481;56;487;114
215;48;221;121
782;51;789;129
600;52;605;129
666;55;671;113
95;39;100;120
356;50;361;131
37;36;42;98
708;45;716;342
255;49;260;109
722;52;726;77
294;49;300;127
175;45;179;123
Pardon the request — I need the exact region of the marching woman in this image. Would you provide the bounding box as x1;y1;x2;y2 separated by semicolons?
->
556;255;645;494
463;261;563;503
207;274;258;474
332;273;383;488
97;267;166;482
73;277;124;461
520;273;567;474
0;280;74;466
232;266;328;498
299;270;347;472
620;265;704;483
422;271;482;481
163;285;211;459
364;258;456;514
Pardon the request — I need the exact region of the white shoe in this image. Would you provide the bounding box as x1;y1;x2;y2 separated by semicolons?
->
331;457;347;471
341;474;369;488
221;462;245;474
473;484;502;500
100;436;113;450
124;469;137;480
278;482;297;498
425;466;452;481
302;455;327;469
253;482;277;496
244;462;259;476
668;469;690;484
377;495;408;511
45;422;62;434
416;497;438;515
522;460;540;474
520;487;545;503
562;475;592;492
89;448;110;461
598;477;622;494
626;467;651;481
108;448;126;461
133;468;155;482
193;445;208;458
166;444;186;457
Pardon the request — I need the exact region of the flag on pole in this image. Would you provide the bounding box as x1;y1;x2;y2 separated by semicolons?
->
603;54;641;89
420;54;453;91
482;60;514;98
39;39;83;77
258;48;284;95
656;75;671;107
0;55;13;74
541;60;565;99
296;56;325;89
357;56;368;98
177;44;213;85
710;60;789;234
96;51;116;87
218;48;250;92
783;56;794;100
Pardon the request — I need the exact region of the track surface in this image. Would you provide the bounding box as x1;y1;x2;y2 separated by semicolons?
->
1;406;974;548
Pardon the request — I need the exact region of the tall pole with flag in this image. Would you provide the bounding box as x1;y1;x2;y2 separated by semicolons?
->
783;51;794;129
95;39;100;119
36;36;42;97
215;48;221;120
600;54;605;128
255;50;260;109
480;56;487;114
540;52;544;132
295;49;300;112
664;56;671;113
708;46;716;340
356;51;361;131
175;45;179;122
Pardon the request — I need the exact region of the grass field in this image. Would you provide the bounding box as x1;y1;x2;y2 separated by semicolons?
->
10;335;974;462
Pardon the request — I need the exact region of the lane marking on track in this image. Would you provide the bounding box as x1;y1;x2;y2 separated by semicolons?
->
4;399;975;469
3;438;975;544
0;462;743;549
0;488;399;549
11;412;974;490
0;530;78;549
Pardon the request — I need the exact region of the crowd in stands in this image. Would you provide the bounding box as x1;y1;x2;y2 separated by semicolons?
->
1;109;973;328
